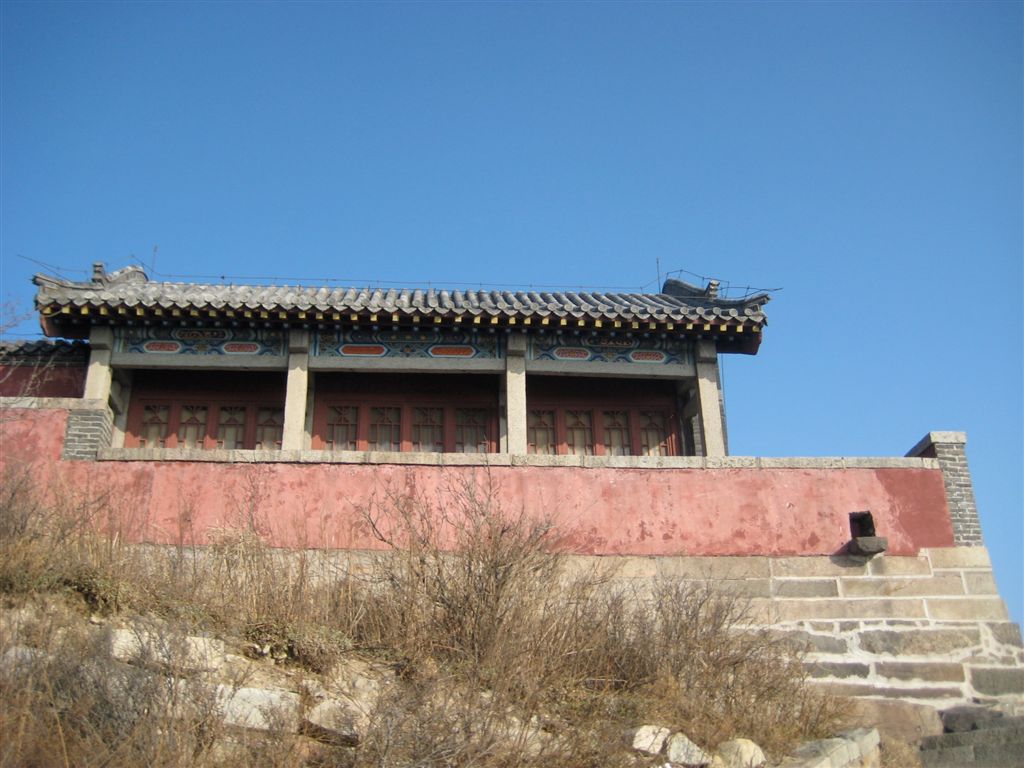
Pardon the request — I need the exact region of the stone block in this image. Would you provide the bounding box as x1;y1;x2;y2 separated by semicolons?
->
607;557;658;579
841;574;964;598
773;629;849;654
657;556;770;580
940;705;1007;733
875;662;965;683
868;556;932;577
974;741;1024;766
773;579;839;598
919;744;976;766
708;578;772;598
963;571;998;595
771;556;869;578
841;698;942;742
806;661;871;679
773;598;925;622
837;727;880;756
807;681;880;697
857;628;980;655
969;667;1024;696
988;622;1023;648
925;547;992;570
821;681;964;701
926;598;1008;621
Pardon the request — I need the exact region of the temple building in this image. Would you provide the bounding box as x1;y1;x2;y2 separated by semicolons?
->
26;263;769;461
2;262;1021;721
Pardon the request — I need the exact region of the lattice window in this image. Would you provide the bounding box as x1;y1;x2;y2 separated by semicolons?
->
217;406;247;449
528;410;556;455
602;410;632;456
455;408;489;453
639;410;670;456
565;410;594;456
326;406;358;451
412;407;444;453
177;405;208;449
140;405;170;448
369;407;401;452
254;407;285;450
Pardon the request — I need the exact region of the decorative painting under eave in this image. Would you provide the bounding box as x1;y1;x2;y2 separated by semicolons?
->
530;337;692;365
313;330;501;359
115;328;286;356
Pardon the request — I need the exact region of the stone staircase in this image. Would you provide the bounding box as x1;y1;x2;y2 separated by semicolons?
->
919;707;1024;767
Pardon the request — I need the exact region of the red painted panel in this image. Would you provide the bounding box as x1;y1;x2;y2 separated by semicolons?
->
0;406;956;557
0;364;86;398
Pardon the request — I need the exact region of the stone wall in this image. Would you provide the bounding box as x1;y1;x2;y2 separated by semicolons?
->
518;547;1024;711
2;398;1021;718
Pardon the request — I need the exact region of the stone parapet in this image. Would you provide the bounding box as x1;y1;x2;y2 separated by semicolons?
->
95;446;940;470
907;432;983;547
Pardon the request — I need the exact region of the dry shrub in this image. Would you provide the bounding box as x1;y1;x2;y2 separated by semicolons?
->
0;464;844;765
350;473;842;761
0;621;224;768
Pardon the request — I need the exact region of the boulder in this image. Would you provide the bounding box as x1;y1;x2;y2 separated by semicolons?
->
666;732;714;766
215;685;301;731
108;627;225;673
717;738;766;767
629;725;671;755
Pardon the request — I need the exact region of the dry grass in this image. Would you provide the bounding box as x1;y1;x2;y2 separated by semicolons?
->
0;464;844;767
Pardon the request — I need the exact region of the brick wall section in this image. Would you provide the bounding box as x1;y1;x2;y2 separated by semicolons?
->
907;432;983;547
61;407;113;460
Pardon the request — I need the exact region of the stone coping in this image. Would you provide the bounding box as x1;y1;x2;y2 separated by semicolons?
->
97;446;940;470
907;431;968;457
0;396;106;410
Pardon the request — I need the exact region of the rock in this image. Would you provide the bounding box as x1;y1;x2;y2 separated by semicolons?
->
301;699;360;746
941;705;1005;733
629;725;671;755
108;627;225;673
666;732;714;766
0;644;43;673
215;685;301;731
717;737;766;767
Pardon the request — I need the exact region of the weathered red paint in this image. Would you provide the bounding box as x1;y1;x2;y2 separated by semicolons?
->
1;407;955;556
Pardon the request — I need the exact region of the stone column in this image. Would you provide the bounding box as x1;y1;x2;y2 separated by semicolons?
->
83;326;114;402
907;431;983;546
694;340;726;457
505;334;528;455
282;329;310;451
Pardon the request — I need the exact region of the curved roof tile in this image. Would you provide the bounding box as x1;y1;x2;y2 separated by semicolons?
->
33;266;770;329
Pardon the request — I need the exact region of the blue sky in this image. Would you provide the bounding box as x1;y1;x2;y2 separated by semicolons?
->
2;1;1021;622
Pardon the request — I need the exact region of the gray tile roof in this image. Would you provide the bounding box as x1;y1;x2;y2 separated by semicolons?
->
34;266;769;326
0;339;89;361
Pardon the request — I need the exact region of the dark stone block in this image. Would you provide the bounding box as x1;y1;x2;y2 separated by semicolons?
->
941;705;1006;733
849;536;888;556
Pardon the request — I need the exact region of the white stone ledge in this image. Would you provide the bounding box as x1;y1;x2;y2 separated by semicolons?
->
0;396;107;410
95;447;940;470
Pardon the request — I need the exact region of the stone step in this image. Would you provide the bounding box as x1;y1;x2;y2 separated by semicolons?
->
920;724;1024;750
919;725;1024;767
